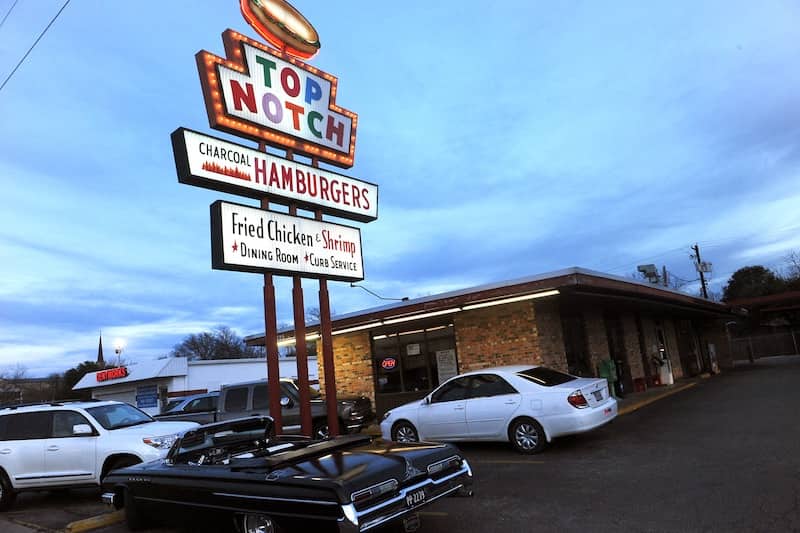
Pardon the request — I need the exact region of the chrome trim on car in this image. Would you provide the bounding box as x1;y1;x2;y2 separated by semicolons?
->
101;492;117;507
346;462;473;531
213;492;339;506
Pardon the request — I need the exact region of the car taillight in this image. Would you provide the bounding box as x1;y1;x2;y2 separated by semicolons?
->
567;391;589;409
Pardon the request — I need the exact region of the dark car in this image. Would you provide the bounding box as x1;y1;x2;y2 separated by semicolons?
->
153;392;219;424
282;378;375;437
218;378;374;438
102;417;473;532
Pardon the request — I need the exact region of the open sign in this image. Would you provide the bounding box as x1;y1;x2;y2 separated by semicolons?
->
381;358;397;371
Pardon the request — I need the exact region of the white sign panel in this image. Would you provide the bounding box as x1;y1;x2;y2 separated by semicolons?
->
172;128;377;222
436;349;458;383
211;201;364;282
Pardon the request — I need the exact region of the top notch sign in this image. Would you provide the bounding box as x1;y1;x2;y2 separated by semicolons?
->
197;30;357;168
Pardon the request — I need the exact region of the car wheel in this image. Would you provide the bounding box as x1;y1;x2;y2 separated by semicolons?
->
124;488;148;531
312;421;330;440
241;512;280;533
0;470;16;511
509;417;546;454
391;421;419;443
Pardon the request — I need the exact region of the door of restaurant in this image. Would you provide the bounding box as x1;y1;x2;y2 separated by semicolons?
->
372;324;458;419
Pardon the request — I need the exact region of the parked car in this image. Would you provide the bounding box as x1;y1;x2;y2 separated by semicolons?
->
0;400;198;510
218;378;374;438
102;416;473;532
380;365;617;454
281;378;374;436
153;391;219;424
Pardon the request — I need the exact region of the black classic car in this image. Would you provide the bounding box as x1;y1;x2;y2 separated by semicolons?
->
102;417;473;532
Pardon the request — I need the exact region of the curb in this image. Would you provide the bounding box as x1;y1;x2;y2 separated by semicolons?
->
617;382;698;416
64;510;124;533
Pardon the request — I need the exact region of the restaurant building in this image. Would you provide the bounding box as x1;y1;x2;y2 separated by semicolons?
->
246;267;734;417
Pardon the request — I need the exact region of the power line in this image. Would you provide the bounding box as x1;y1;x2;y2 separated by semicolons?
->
0;0;20;30
0;0;71;94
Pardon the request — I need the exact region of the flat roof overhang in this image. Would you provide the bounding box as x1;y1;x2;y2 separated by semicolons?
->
245;268;734;346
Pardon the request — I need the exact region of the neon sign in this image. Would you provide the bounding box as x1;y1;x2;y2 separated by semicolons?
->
96;367;128;382
196;30;357;168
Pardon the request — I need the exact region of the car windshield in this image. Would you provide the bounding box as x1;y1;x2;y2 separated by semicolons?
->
86;403;154;430
517;367;577;387
286;380;321;399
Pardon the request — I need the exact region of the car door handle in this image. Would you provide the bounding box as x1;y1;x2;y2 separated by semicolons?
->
504;401;518;405
47;445;59;452
0;449;11;455
453;406;465;411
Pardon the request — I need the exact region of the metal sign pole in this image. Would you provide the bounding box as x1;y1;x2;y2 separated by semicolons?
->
289;202;313;437
258;141;283;433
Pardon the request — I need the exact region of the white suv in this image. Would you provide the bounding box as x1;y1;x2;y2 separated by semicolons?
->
0;400;197;510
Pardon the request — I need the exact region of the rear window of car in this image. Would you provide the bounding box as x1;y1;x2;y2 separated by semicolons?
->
517;367;577;387
2;412;52;440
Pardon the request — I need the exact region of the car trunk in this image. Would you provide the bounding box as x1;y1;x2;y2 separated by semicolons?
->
557;377;612;408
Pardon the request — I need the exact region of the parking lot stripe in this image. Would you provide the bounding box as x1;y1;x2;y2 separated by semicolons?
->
64;510;125;533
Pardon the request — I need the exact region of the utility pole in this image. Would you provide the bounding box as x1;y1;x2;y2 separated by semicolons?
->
691;244;710;299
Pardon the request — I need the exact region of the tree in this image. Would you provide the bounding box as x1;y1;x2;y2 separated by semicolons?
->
170;326;259;360
722;266;786;302
59;361;105;400
783;251;800;290
0;364;27;404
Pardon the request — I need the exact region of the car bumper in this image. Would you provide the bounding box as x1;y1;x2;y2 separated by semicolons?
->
547;398;618;439
336;460;473;532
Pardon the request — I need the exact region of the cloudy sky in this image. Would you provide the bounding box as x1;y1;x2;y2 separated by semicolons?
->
1;1;799;376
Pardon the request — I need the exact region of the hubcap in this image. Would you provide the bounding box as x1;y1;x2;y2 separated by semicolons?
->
242;514;275;533
514;423;539;450
396;426;418;442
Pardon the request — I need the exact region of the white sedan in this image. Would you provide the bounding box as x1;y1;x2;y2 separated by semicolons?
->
380;365;617;454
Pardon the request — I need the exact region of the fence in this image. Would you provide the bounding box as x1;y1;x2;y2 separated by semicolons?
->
730;331;799;361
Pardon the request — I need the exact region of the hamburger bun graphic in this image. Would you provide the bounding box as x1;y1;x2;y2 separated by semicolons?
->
240;0;321;59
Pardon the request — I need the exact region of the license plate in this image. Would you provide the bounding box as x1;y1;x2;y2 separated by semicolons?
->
405;488;426;508
593;390;603;401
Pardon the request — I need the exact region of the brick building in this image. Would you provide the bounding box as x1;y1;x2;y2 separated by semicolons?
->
247;268;734;417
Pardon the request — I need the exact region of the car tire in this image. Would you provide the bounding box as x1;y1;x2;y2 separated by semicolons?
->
241;512;282;533
124;488;148;531
391;421;419;443
0;470;16;512
508;417;546;454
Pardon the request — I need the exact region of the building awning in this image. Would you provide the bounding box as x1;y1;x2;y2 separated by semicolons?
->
245;267;732;346
72;357;188;391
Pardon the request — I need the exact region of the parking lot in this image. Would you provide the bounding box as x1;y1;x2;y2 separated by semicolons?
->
3;356;799;533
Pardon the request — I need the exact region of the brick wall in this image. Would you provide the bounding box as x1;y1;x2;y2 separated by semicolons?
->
621;312;645;380
533;299;568;372
455;301;539;371
583;308;610;376
317;331;375;404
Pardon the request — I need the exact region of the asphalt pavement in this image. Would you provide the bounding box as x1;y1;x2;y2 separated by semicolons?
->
2;356;798;533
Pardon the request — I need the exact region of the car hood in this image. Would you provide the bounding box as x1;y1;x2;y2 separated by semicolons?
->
110;420;198;435
258;437;459;500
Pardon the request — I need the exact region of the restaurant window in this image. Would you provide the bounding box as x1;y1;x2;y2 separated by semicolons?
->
373;325;458;395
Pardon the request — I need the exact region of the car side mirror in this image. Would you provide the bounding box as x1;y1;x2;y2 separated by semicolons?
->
424;396;431;405
73;424;93;436
280;396;293;408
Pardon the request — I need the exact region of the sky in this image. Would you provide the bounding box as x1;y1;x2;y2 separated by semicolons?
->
1;1;799;377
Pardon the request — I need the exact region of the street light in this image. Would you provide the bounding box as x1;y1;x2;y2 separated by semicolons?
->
113;338;126;367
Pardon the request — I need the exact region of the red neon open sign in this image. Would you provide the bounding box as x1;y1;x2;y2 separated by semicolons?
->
96;367;128;382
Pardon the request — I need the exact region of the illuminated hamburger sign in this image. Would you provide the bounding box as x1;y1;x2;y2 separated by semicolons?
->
197;30;357;168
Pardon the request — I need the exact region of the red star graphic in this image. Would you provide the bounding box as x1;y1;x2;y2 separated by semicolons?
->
304;253;309;262
232;241;238;252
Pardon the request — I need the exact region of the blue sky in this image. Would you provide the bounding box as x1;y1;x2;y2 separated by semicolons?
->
1;1;799;377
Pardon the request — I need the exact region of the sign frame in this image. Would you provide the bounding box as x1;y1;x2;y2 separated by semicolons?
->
171;127;378;222
210;200;365;282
